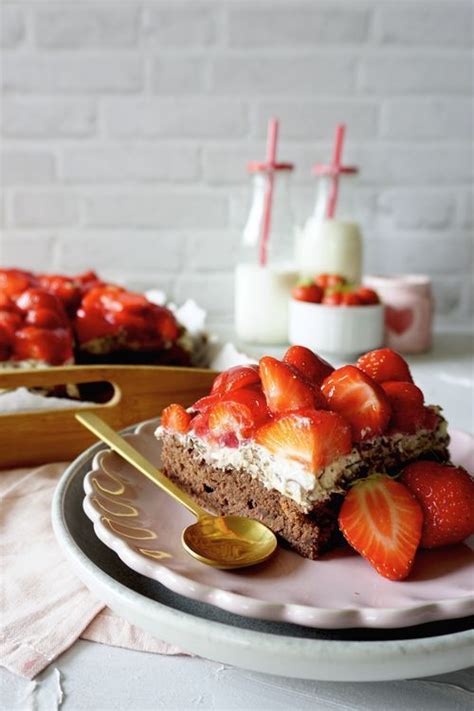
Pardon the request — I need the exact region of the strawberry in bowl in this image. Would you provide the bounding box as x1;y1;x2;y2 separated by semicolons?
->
289;274;384;356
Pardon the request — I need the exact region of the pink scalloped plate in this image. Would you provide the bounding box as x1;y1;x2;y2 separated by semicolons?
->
83;419;474;629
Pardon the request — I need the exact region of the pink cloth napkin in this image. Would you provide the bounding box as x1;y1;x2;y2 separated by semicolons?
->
0;462;187;680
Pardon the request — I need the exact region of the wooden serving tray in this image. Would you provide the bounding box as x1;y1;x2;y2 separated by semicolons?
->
0;365;216;468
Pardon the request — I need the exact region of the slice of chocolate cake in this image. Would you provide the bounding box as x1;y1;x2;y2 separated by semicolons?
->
156;348;450;560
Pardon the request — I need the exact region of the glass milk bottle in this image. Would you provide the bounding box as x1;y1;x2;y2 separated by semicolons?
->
297;166;363;285
234;163;298;344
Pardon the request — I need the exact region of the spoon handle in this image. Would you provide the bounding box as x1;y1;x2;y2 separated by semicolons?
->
76;411;207;520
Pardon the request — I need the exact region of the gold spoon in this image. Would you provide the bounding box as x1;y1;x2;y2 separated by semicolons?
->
76;412;277;570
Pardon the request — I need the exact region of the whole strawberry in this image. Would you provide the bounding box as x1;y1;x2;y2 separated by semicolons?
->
401;461;474;548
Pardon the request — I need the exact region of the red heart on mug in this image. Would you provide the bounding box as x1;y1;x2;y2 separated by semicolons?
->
385;307;413;335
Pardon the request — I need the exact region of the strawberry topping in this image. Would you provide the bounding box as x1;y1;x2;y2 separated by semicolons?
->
356;348;413;384
422;406;440;431
259;356;322;414
161;404;192;434
12;327;73;365
338;475;423;580
74;285;179;348
208;400;255;446
211;364;260;395
0;269;34;297
283;345;334;387
38;274;82;313
321;365;392;442
255;410;352;471
381;381;426;434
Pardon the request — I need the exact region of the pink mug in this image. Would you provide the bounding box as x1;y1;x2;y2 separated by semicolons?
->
363;275;433;354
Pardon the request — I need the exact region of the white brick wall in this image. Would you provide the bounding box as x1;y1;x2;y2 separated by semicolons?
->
0;0;472;326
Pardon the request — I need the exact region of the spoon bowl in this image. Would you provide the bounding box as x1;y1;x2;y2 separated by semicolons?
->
182;515;278;569
76;412;278;570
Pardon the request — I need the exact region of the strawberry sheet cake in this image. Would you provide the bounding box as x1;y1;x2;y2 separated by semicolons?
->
0;268;193;368
157;347;453;565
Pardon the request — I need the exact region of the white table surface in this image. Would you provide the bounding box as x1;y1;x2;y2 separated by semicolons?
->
1;325;473;711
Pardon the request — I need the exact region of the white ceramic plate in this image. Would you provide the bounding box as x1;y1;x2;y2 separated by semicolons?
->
82;418;474;630
52;433;474;681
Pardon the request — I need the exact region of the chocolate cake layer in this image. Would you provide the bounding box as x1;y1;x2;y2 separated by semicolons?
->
161;435;341;559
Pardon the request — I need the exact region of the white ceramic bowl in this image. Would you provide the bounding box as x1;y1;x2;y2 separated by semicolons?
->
288;300;384;356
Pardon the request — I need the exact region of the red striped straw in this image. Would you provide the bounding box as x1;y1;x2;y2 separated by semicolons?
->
326;123;346;219
259;117;279;267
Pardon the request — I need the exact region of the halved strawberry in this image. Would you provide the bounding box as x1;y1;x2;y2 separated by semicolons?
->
15;288;66;317
255;410;352;471
338;475;423;580
356;348;413;384
12;327;73;365
0;269;33;297
0;324;12;360
191;393;220;412
381;381;425;434
161;403;192;434
321;365;391;442
25;307;68;330
0;293;20;312
259;356;319;414
192;386;269;423
422;406;440;431
0;310;23;339
283;345;334;386
151;306;179;342
211;364;260;395
208;400;255;446
38;274;81;313
191;411;210;439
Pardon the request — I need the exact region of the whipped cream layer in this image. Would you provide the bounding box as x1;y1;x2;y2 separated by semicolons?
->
156;407;449;513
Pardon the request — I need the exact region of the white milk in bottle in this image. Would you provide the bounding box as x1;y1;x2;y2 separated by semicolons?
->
234;164;298;344
297;164;363;284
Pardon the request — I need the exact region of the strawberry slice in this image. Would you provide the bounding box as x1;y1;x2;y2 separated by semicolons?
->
321;365;391;442
161;403;192;434
211;364;260;395
381;381;425;434
356;348;413;384
255;410;352;471
283;345;334;386
208;400;255;446
338;475;423;580
259;356;319;414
